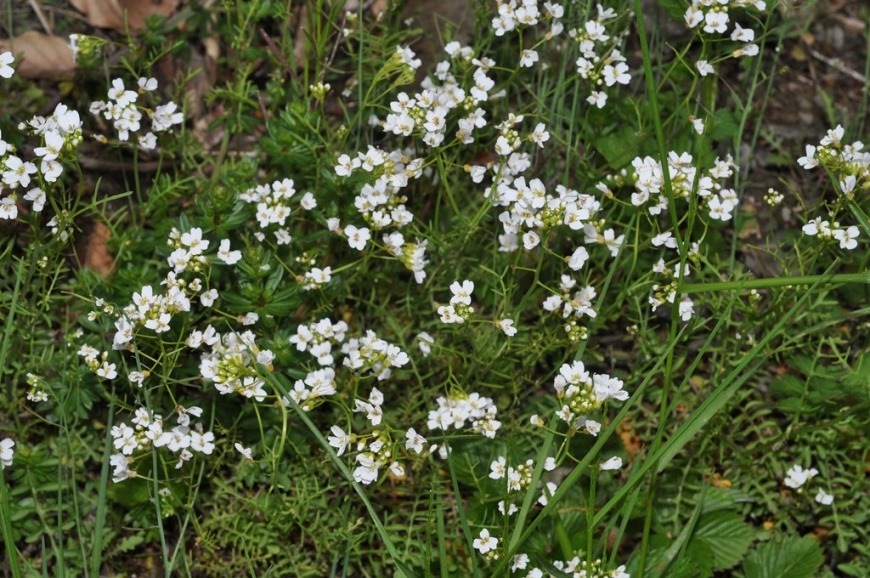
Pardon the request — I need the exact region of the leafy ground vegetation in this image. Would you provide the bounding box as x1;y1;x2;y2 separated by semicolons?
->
0;0;868;576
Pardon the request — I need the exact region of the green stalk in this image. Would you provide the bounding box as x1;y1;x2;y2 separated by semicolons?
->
90;386;116;576
681;272;869;293
262;372;416;578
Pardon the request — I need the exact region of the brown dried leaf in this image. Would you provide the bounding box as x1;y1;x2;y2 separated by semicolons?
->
0;31;76;79
69;0;181;33
82;221;115;277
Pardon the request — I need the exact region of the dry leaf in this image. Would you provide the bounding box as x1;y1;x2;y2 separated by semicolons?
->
69;0;181;33
0;32;76;79
81;221;115;277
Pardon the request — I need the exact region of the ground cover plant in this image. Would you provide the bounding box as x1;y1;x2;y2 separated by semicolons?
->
0;0;868;576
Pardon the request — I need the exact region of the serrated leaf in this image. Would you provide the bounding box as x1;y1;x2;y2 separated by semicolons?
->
684;539;714;578
692;511;754;570
742;536;823;578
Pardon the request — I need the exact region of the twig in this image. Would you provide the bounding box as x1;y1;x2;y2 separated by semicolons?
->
808;47;867;83
259;27;300;86
27;0;52;36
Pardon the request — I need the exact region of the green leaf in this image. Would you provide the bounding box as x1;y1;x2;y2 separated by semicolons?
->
657;0;688;21
692;511;754;570
742;536;823;578
593;126;637;169
709;108;740;142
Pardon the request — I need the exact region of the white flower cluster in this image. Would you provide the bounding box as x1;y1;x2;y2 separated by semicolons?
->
89;77;182;148
489;455;557;496
343;388;405;485
647;237;701;319
508;553;629;577
543;275;598;341
111;283;190;346
341;330;409;381
570;4;631;109
382;232;430;284
426;391;502;439
551;558;630;578
239;178;316;244
197;330;275;401
1;102;83;220
798;126;866;251
684;0;766;58
109;405;215;482
801;218;859;251
783;464;835;506
283;367;337;411
25;372;49;403
553;360;627;428
327;401;431;486
0;437;14;470
438;279;476;324
631;152;738;221
334;145;430;282
336;147;420;223
491;0;564;38
77;344;118;381
289;317;349;366
97;229;240;363
167;226;240;274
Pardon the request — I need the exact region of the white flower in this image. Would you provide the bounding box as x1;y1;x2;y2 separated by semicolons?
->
498;500;519;516
511;553;530;572
568;246;589;270
217;239;242;265
0;438;14;469
23;187;46;212
587;91;607;108
449;280;475;305
695;60;715;77
345;225;371;250
678;297;694;321
234;443;253;461
530;123;549;147
181;227;209;255
784;464;818;489
200;288;219;307
473;528;498;555
389;461;405;477
703;11;728;34
820;125;844;147
815;489;834;505
600;456;623;470
839;175;856;195
417;332;434;357
797;145;818;169
138;77;158;91
190;430;215;454
0;51;15;78
327;425;350;456
490;456;507;480
405;428;426;454
496;319;517;337
833;226;859;250
603;62;630;86
520;49;539;68
97;361;118;380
